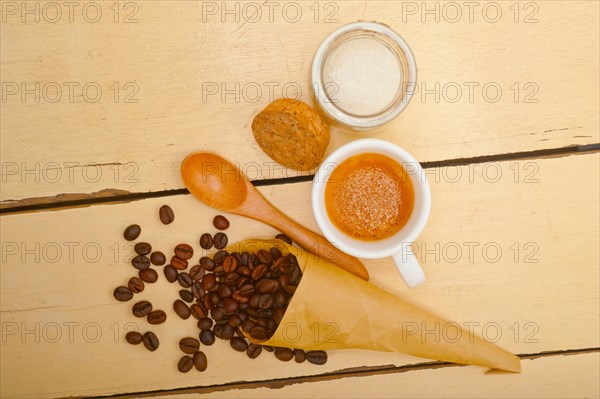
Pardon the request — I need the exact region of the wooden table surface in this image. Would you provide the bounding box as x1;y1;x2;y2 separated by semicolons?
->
1;1;599;398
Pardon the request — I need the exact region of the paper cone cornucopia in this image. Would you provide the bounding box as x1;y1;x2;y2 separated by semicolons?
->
227;239;520;373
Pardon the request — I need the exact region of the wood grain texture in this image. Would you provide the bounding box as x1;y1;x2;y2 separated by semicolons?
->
2;1;598;203
161;352;600;399
1;154;598;399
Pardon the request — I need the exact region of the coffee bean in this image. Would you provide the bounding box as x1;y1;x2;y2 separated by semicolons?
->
199;256;215;271
258;294;273;309
256;279;279;294
213;233;228;249
139;268;158;283
235;278;250;292
179;337;200;354
171;256;188;270
238;284;255;296
274;291;288;307
249;253;259;266
221;325;235;340
134;242;152;255
306;350;328;365
256;318;269;328
223;272;239;287
150;251;166;266
278;274;290;288
132;300;153;317
128;277;144;293
131;255;150;271
125;331;143;345
273;256;290;272
212;323;224;338
294;349;306;363
270;247;282;260
190;304;206;320
193;351;208;371
222;256;237;272
199;233;213;250
174;244;193;260
199;330;215;345
249;326;268;340
123;224;141;241
230;337;248;352
290;267;302;285
202;294;213;310
177;272;193;288
237;266;252;278
173;300;191;320
222;298;239;314
210;307;224;322
147;310;167;324
113;286;133;302
240;252;250;266
241;319;255;332
201;274;216;290
248;293;260;308
251;264;268;280
228;315;242;328
192;281;205;299
213;250;228;265
164;265;178;283
233;251;242;264
257;249;272;264
159;205;174;224
213;215;230;230
246;344;262;359
275;233;292;244
210;293;222;307
177;356;193;373
197;317;213;331
179;290;194;303
189;265;205;281
217;284;232;298
274;347;294;362
142;331;159;351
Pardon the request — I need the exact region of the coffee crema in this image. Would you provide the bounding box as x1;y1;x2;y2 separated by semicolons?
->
324;153;414;241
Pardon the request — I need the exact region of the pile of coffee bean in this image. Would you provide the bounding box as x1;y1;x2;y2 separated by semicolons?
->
113;208;327;371
113;205;177;351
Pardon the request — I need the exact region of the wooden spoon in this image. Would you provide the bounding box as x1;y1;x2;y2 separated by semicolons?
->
181;152;369;280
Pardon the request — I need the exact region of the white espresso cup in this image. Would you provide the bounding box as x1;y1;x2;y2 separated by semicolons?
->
312;139;431;288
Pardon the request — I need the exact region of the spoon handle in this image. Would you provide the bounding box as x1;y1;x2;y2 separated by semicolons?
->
247;188;369;281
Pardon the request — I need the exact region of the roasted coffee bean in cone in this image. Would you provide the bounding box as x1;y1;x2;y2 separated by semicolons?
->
228;239;520;373
202;242;306;347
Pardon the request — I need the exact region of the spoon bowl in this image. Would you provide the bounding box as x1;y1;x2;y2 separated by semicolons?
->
181;152;248;212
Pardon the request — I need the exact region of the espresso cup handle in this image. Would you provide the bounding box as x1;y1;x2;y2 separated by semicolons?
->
392;249;425;288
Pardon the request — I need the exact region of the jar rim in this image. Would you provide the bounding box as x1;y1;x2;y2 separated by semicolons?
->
311;21;417;130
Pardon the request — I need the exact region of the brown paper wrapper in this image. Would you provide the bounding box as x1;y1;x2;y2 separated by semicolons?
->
227;239;521;373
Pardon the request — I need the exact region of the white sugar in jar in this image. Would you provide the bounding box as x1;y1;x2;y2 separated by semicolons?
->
311;22;417;131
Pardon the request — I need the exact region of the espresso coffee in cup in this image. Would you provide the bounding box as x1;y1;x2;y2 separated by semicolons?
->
312;139;431;288
324;153;414;241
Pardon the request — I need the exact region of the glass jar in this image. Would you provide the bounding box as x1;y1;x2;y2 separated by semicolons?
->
311;21;417;131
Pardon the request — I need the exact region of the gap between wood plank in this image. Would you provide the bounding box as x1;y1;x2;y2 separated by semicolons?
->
74;348;599;399
1;143;598;215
